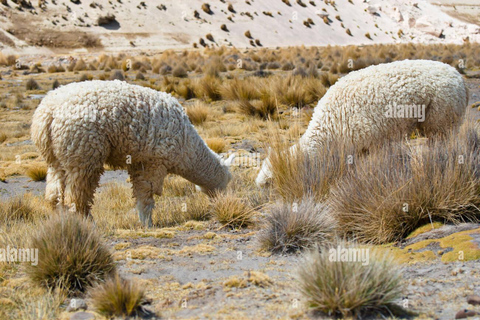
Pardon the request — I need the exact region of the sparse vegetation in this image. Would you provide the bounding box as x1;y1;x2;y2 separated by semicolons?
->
202;3;213;14
25;79;40;90
89;275;148;317
186;101;209;125
258;197;335;253
211;190;255;228
26;165;47;181
297;241;404;317
331;121;480;243
26;213;116;294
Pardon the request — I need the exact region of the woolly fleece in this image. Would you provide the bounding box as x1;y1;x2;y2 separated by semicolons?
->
31;80;232;226
256;60;468;186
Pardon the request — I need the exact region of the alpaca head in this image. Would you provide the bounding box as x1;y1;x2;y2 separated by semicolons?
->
196;153;235;196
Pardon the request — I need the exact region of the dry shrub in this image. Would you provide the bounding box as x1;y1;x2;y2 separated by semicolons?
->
91;182;140;231
97;13;116;26
195;75;222;101
0;193;47;224
186;101;209;125
26;213;116;294
154;193;211;227
206;138;226;153
221;77;260;101
0;131;7;143
163;176;195;197
26;165;47;181
172;65;188;78
297;241;404;318
201;3;213;14
258;197;335;253
330;121;480;244
211;190;255;228
25;78;40;90
175;79;196;100
89;275;148;317
109;70;124;81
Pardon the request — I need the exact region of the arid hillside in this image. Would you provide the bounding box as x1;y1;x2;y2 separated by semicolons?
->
0;0;479;53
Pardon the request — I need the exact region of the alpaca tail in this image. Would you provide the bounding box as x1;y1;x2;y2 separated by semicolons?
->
31;104;56;165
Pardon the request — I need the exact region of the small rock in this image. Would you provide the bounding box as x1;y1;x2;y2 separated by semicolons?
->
67;298;87;312
455;309;478;319
70;312;95;320
467;295;480;306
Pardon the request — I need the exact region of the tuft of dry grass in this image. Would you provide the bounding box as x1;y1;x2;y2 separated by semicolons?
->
297;241;404;318
330;121;480;244
26;213;116;294
25;79;40;90
195;75;222;101
172;65;188;78
211;190;255;228
0;131;7;143
26;165;47;181
0;193;48;224
89;274;148;317
258;197;335;253
266;130;355;201
206;138;226;153
186;101;209;125
154;193;211;227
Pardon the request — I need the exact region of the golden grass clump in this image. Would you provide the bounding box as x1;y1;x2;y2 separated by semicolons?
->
0;131;7;143
258;197;336;253
211;190;255;228
91;182;140;232
26;213;116;294
330;121;480;244
154;193;211;227
195;75;222;101
0;193;48;224
206;137;226;153
25;79;40;90
26;165;47;181
297;241;404;318
266;130;355;202
89;275;148;317
186;101;209;125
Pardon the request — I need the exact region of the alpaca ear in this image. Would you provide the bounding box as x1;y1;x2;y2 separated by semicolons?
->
224;153;236;166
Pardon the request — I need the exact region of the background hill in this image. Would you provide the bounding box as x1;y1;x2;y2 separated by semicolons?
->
0;0;479;54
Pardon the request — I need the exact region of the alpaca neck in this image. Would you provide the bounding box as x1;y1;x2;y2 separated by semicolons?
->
173;127;228;192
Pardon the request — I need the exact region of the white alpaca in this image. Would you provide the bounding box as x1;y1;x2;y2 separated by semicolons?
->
31;80;234;227
256;60;468;186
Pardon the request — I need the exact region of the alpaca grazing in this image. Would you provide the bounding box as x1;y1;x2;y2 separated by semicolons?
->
256;60;468;186
31;80;234;227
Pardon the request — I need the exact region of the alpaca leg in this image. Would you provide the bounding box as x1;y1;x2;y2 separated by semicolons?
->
45;165;65;209
129;165;167;227
63;166;103;218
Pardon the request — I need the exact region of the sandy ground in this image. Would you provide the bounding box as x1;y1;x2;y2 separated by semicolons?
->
0;0;479;55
